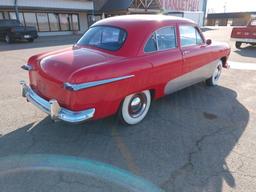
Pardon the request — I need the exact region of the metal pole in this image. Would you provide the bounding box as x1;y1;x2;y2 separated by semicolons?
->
14;0;20;21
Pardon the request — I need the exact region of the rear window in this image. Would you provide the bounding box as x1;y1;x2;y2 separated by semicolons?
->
77;26;127;51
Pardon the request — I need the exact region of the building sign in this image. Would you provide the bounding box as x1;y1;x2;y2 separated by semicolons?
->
160;0;200;11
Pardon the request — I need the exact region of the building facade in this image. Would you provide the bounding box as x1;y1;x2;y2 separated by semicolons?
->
0;0;93;36
0;0;207;37
207;12;256;26
93;0;207;26
161;0;207;26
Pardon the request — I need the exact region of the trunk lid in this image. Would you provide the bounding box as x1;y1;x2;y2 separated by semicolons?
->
39;47;116;83
29;47;118;107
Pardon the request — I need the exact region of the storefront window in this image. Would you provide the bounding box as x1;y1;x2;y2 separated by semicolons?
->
72;14;79;31
36;12;49;31
59;14;71;31
7;11;79;32
4;12;9;19
23;12;38;30
48;13;60;31
9;12;25;25
0;12;4;20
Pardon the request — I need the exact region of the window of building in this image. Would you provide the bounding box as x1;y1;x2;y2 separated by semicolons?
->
23;12;38;30
36;12;50;32
144;26;177;52
7;11;79;32
3;12;9;19
179;25;203;47
48;13;60;31
9;12;25;25
59;14;71;31
0;12;4;20
72;14;79;31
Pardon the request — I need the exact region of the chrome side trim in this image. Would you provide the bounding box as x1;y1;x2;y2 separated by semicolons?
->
21;64;33;71
64;75;135;91
230;38;256;43
20;81;95;123
164;60;219;95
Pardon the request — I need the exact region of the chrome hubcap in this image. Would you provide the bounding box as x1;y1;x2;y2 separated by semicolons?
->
213;65;222;82
128;94;147;118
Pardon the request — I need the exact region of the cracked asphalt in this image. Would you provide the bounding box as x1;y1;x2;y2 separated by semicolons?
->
0;27;255;192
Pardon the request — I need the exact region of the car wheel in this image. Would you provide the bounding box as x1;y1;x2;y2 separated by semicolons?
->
206;60;222;86
28;38;34;42
235;42;242;49
119;90;151;125
5;34;12;44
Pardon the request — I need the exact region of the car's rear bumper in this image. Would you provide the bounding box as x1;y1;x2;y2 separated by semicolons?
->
230;38;256;43
20;81;95;123
11;33;38;40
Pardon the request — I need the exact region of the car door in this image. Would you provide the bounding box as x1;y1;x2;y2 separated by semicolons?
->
178;25;212;86
143;25;183;95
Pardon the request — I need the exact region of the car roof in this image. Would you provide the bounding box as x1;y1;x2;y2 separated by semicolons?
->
91;15;196;57
93;14;195;28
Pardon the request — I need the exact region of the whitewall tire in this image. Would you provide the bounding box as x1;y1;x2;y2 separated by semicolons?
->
206;60;222;86
120;90;151;125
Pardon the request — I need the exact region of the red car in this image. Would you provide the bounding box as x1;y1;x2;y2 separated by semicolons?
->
231;18;256;48
21;15;230;125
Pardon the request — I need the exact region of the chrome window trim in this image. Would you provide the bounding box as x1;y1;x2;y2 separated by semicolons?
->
64;75;135;91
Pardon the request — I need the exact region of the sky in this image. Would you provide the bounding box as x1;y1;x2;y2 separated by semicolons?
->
207;0;256;13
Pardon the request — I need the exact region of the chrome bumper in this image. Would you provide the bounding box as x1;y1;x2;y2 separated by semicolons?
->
20;81;95;123
230;38;256;43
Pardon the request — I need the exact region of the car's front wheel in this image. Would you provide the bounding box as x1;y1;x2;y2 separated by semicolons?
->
206;60;222;86
119;90;151;125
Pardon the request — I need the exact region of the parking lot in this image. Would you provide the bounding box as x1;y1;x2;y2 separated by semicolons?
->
0;27;255;192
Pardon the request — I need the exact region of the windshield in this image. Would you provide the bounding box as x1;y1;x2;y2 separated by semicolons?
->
77;26;127;51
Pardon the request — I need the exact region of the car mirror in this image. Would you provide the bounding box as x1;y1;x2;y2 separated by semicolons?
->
206;39;212;45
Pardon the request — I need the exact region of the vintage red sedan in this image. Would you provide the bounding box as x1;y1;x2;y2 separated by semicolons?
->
21;15;230;125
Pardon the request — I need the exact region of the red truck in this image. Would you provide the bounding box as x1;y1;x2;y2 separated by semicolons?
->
231;18;256;49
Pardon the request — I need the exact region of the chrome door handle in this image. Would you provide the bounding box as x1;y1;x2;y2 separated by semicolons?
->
182;50;190;55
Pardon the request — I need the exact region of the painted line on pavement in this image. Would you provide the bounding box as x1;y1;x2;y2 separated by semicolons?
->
229;61;256;70
112;127;140;175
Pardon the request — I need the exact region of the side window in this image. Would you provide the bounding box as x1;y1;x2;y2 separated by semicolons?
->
180;25;203;47
144;33;157;52
144;26;177;52
156;27;177;50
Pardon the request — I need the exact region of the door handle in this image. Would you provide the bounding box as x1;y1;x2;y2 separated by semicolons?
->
182;50;190;55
